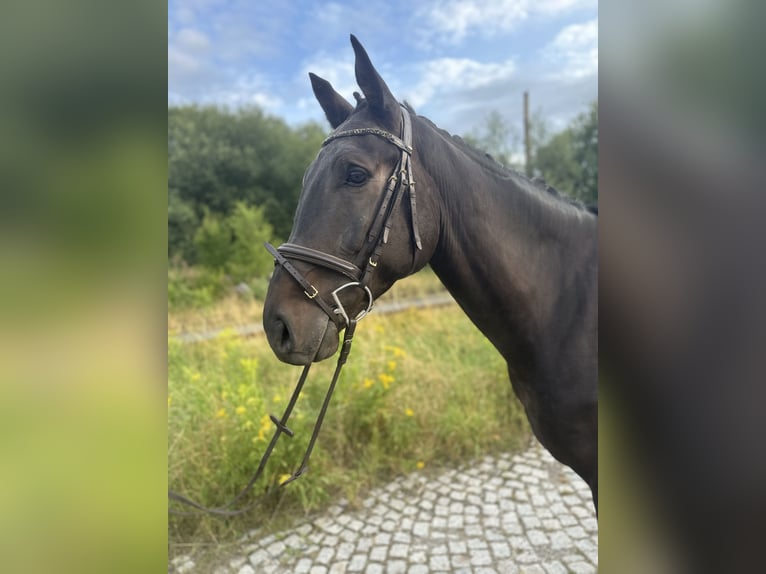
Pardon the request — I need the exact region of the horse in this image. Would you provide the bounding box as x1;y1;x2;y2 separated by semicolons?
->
262;35;598;510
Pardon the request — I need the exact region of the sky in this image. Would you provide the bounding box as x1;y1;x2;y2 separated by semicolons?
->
168;0;597;139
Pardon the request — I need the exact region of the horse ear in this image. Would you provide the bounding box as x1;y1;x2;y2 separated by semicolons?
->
350;34;399;127
310;72;353;129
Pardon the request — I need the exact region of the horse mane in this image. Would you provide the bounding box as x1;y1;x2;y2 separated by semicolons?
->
401;102;598;216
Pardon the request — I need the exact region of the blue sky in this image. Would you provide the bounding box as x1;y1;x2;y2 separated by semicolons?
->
168;0;597;139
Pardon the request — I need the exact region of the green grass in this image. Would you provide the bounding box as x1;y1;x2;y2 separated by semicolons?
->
168;271;531;559
168;265;447;336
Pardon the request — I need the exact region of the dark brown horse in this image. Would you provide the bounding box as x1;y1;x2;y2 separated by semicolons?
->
263;36;598;509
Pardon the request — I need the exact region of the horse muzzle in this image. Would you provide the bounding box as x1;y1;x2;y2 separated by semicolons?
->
262;258;374;365
263;294;340;365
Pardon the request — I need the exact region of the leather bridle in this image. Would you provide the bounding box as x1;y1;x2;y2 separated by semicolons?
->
168;105;422;517
265;103;421;322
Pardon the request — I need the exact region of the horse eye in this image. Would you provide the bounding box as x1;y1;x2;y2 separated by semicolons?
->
345;167;368;186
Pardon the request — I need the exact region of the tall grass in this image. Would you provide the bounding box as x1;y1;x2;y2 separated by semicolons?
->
168;265;447;336
168;278;530;552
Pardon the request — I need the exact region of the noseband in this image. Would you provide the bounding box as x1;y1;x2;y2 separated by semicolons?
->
169;106;423;517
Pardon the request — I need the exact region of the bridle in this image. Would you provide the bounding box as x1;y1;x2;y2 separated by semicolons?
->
266;103;422;317
168;105;422;517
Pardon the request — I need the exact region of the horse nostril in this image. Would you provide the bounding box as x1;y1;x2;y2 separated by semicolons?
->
276;317;292;351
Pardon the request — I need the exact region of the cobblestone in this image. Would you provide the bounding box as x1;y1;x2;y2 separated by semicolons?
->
171;441;597;572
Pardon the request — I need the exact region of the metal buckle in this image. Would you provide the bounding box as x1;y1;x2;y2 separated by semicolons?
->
304;285;319;299
330;282;374;326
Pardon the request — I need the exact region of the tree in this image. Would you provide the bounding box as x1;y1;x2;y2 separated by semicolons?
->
570;102;598;204
193;209;231;272
533;129;579;194
193;203;275;282
462;102;598;205
168;105;326;263
534;102;598;204
463;110;521;168
168;188;198;262
226;202;275;282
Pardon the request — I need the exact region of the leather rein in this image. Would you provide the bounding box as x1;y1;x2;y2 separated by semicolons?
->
168;105;421;517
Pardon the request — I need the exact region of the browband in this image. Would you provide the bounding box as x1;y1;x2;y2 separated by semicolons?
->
322;127;412;154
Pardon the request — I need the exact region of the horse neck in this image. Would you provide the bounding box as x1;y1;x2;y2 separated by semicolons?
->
415;121;598;375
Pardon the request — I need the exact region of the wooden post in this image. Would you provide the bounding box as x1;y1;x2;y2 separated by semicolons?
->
524;91;531;177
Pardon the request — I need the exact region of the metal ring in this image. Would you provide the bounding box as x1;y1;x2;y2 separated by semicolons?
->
330;282;374;325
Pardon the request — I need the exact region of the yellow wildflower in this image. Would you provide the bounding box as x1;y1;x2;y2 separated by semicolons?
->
257;414;271;441
272;394;282;404
278;473;292;485
378;373;394;389
387;360;397;372
416;461;425;470
217;327;236;340
363;377;375;389
235;406;246;416
385;345;407;358
190;371;201;382
239;358;257;372
404;407;414;417
215;408;227;419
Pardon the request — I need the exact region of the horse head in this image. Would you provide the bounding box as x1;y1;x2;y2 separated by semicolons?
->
263;35;438;365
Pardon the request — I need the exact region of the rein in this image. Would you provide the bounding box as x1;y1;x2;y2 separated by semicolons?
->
168;105;420;517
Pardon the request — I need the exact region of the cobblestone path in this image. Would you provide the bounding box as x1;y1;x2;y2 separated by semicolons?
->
172;441;598;574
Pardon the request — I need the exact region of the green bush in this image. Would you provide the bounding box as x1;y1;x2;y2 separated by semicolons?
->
193;202;276;283
167;267;227;311
193;210;231;272
226;202;276;282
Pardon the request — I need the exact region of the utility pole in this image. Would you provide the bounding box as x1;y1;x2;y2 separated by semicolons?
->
523;91;532;177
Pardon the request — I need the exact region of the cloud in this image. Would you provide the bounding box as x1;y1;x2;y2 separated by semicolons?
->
168;6;286;111
298;53;358;101
174;27;211;52
166;0;597;134
405;57;517;109
313;2;346;29
169;71;283;111
212;74;283;110
168;27;216;94
168;25;282;111
170;0;287;64
417;0;528;42
545;19;598;80
417;0;596;43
